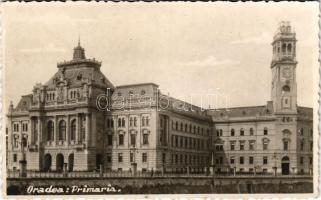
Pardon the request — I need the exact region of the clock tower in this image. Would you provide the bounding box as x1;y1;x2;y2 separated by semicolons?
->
271;21;297;114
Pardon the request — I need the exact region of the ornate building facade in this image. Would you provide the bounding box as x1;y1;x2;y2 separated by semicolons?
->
7;22;313;175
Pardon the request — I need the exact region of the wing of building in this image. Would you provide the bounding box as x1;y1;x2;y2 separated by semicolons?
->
7;21;313;175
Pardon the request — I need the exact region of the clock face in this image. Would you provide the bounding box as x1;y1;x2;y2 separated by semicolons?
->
282;68;291;78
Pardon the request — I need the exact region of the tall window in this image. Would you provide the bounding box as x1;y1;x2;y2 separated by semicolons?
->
230;142;235;151
249;128;254;136
300;140;304;151
119;134;124;145
58;120;66;141
264;127;268;135
142;117;145;126
240;157;244;164
300;128;304;136
262;139;269;150
249;141;255;150
130;134;136;146
142;153;147;163
143;133;149;145
70;119;76;141
240;128;245;136
121;118;125;127
283;141;289;150
263;156;268;165
118;153;123;162
231;129;235;136
130;153;134;162
47;121;54;141
249;156;254;164
107;135;113;146
239;141;245;150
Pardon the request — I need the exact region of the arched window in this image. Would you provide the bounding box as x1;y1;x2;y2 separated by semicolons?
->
118;118;121;127
264;127;268;135
250;128;254;136
180;123;183;131
283;140;289;150
70;119;76;141
58;120;66;141
121;118;125;127
146;117;149;126
300;128;304;136
287;43;292;53
142;117;145;126
262;138;269;150
231;129;235;136
240;128;244;136
185;124;188;132
47;121;54;141
134;117;137;127
189;124;192;132
282;43;286;53
129;118;133;127
175;122;178;130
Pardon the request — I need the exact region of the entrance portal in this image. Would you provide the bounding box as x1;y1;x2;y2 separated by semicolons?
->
43;154;52;172
281;156;290;175
56;154;64;172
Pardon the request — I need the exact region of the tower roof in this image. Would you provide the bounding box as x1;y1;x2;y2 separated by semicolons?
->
73;38;86;60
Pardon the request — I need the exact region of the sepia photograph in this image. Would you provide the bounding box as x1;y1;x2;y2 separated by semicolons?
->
1;1;319;197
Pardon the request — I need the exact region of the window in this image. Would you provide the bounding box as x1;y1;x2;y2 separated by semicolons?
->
13;154;17;162
106;153;112;163
146;117;149;126
70;119;76;141
107;135;113;146
310;141;313;151
162;153;166;164
263;156;268;165
240;157;244;164
22;123;28;132
142;153;147;163
143;133;149;145
130;134;136;146
121;118;125;127
58;120;66;141
300;157;304;164
130;153;134;162
249;157;254;164
129;118;133;127
230;142;235;151
118;153;123;162
180;123;183;131
240;128;244;136
231;129;235;136
230;157;235;164
283;141;289;150
239;141;245;151
141;117;145;126
215;144;223;151
250;128;254;136
310;157;313;165
47;121;54;141
300;140;304;151
262;139;269;150
300;128;304;136
134;118;137;127
22;136;27;147
249;141;255;150
264;127;268;135
118;118;121;127
119;134;124;145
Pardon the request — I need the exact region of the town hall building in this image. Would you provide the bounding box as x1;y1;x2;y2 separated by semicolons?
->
7;22;313;175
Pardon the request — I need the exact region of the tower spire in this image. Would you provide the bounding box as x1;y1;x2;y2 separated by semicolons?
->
73;37;86;60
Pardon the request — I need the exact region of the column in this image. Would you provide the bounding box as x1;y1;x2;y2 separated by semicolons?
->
37;117;41;146
75;114;79;144
54;116;58;146
85;113;90;148
66;115;70;146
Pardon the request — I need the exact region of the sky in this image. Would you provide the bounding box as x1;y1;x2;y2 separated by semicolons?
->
2;2;319;110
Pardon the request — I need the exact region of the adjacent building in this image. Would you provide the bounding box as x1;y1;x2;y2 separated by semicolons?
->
7;21;313;175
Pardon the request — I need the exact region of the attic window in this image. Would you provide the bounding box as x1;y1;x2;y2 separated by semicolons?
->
77;74;82;81
117;92;122;97
141;90;146;95
242;111;246;116
266;109;270;114
220;113;224;117
22;101;27;106
129;91;134;95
